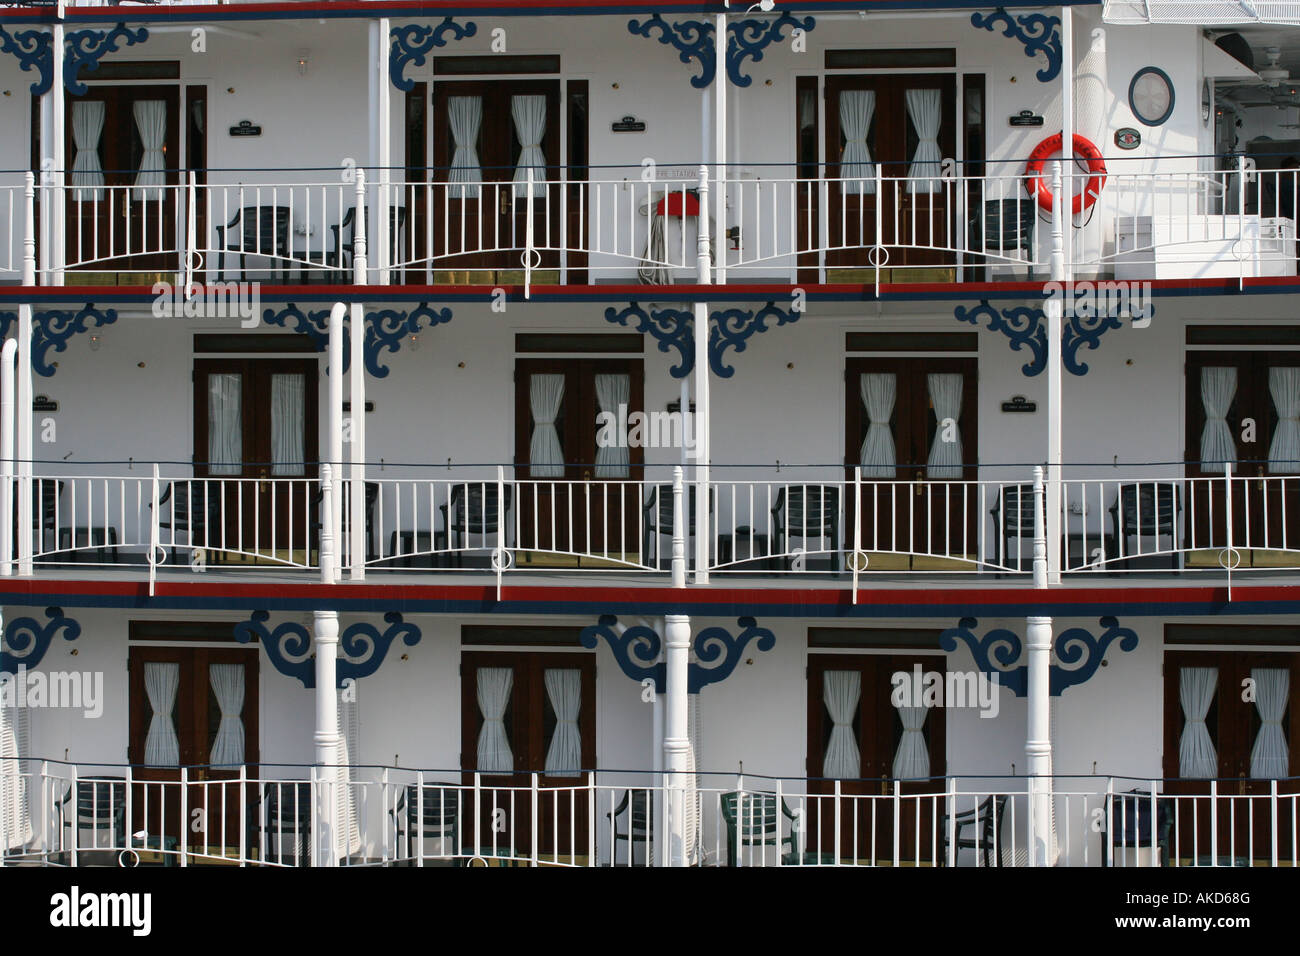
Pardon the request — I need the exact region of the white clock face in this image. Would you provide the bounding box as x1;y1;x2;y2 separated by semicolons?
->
1131;68;1174;126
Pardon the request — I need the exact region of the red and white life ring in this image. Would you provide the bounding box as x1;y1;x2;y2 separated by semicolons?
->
1024;133;1107;214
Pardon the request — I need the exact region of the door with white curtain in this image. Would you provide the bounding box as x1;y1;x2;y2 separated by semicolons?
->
461;651;596;860
806;653;946;863
63;85;179;277
429;81;561;276
128;642;259;859
1163;647;1299;864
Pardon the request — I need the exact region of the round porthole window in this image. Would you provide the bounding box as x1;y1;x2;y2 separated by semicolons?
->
1129;66;1175;126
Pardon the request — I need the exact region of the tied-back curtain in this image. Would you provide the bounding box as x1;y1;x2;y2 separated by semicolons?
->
511;94;547;199
926;373;964;479
71;100;106;203
208;663;245;766
270;373;305;477
1178;666;1219;779
208;373;242;476
1250;667;1289;778
1;702;32;850
1268;367;1300;474
143;661;181;767
476;667;513;774
860;373;896;478
594;373;630;478
892;703;931;780
905;88;943;194
448;96;483;200
1199;366;1236;473
822;671;861;779
529;373;565;478
543;668;582;777
133;100;167;202
839;90;876;196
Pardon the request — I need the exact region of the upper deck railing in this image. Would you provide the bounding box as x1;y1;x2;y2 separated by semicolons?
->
5;155;1295;289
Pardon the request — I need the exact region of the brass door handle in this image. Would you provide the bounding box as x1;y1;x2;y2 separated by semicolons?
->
499;190;510;215
915;474;924;497
258;468;269;493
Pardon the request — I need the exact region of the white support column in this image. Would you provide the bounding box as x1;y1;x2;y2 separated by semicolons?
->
1060;6;1073;286
328;303;346;582
349;172;368;580
312;609;341;866
692;302;709;585
51;22;65;283
713;13;727;286
17;173;34;576
1027;465;1053;865
1045;161;1064;586
372;18;392;285
663;613;691;867
1;338;14;576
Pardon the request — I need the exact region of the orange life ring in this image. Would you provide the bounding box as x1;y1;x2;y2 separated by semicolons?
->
1024;133;1107;214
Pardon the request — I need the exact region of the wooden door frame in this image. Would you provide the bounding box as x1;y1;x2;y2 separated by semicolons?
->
193;358;320;476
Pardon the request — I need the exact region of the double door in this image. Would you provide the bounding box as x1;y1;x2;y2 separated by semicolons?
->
825;75;956;274
1163;649;1299;864
845;357;978;568
807;653;946;863
63;85;179;275
193;359;319;564
429;81;561;273
128;643;259;860
1186;353;1300;561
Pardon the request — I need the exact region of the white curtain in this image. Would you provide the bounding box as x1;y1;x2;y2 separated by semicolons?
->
71;100;106;202
1199;367;1236;473
1268;367;1300;474
133;100;167;202
926;373;964;479
594;373;630;478
860;373;896;478
208;663;245;766
822;671;861;779
270;373;305;477
543;668;582;777
839;90;876;196
893;704;931;780
905;88;943;194
1250;667;1289;778
529;373;565;478
143;662;181;767
0;702;31;850
1178;666;1219;779
511;94;547;199
476;667;513;774
208;373;242;476
448;95;483;200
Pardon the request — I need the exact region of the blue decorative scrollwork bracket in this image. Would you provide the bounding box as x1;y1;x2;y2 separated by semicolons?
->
727;14;815;87
29;305;118;377
263;303;332;352
709;302;799;378
337;612;422;684
235;610;315;688
0;25;52;96
390;19;478;92
628;15;716;89
580;615;775;693
969;9;1061;83
235;610;422;688
603;303;695;379
954;300;1046;376
366;303;452;378
65;24;149;96
941;616;1138;697
1061;306;1153;376
1;607;80;675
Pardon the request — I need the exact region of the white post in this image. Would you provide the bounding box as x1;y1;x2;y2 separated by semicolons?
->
313;609;340;866
1060;5;1074;285
349;172;367;580
372;18;392;285
50;22;65;283
17;172;33;576
327;303;346;582
671;465;686;588
1025;615;1053;867
693;302;709;585
713;12;727;285
1045;161;1064;585
663;614;691;866
0;338;14;576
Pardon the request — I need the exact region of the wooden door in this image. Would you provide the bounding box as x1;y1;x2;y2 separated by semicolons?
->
430;81;561;275
845;357;978;568
461;651;596;861
193;359;319;563
1163;649;1300;864
807;654;946;863
825;75;956;276
1186;353;1300;560
514;358;643;565
64;85;179;277
128;643;259;860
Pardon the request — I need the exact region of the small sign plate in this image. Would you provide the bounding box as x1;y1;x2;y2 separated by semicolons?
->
1009;110;1045;128
33;394;58;413
1001;395;1037;413
1114;127;1141;150
611;115;646;133
229;119;262;137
